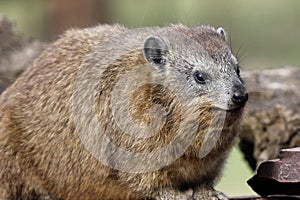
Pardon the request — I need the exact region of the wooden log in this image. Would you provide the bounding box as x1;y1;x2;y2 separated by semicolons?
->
239;66;300;170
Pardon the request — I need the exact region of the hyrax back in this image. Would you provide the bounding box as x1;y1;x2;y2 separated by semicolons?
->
0;24;247;199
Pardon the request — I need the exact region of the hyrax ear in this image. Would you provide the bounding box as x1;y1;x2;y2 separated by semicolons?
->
217;27;227;42
143;36;168;68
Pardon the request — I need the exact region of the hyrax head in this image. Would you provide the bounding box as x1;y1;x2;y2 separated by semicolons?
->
143;25;248;117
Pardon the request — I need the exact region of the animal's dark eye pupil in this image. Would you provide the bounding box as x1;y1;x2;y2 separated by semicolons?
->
194;71;207;84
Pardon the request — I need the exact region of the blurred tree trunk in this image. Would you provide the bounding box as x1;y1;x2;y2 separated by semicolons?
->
45;0;112;40
0;16;45;94
239;66;300;170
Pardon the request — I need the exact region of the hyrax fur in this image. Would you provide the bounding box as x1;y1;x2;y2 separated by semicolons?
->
0;24;248;200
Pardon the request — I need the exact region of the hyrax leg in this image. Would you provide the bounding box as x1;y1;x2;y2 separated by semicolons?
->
155;188;194;200
193;186;228;200
154;186;228;200
0;155;59;200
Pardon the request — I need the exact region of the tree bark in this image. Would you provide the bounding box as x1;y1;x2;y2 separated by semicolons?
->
239;66;300;170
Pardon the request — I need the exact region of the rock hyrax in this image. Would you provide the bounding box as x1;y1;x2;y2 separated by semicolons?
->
0;24;248;200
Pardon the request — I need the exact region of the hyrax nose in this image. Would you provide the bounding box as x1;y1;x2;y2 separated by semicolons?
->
231;85;248;105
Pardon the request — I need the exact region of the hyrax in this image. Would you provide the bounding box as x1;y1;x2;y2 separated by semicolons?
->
0;24;248;200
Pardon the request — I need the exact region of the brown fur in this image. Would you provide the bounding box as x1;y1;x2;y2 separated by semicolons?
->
0;24;245;199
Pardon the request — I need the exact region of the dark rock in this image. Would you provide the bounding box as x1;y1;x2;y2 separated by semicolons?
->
247;147;300;198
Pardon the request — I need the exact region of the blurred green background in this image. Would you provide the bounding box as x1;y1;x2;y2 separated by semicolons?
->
1;0;299;197
1;0;300;70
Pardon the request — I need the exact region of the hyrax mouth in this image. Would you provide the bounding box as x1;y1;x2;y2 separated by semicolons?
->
209;105;245;127
227;105;246;113
211;91;248;114
211;105;244;113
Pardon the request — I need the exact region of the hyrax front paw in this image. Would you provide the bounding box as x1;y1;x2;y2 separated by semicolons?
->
155;188;194;200
193;187;228;200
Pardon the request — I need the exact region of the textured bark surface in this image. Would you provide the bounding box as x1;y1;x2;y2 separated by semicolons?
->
239;66;300;170
0;15;45;94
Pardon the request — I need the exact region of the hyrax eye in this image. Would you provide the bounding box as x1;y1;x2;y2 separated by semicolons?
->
194;71;210;84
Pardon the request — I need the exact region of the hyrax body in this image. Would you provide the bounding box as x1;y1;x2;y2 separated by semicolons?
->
0;24;248;200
